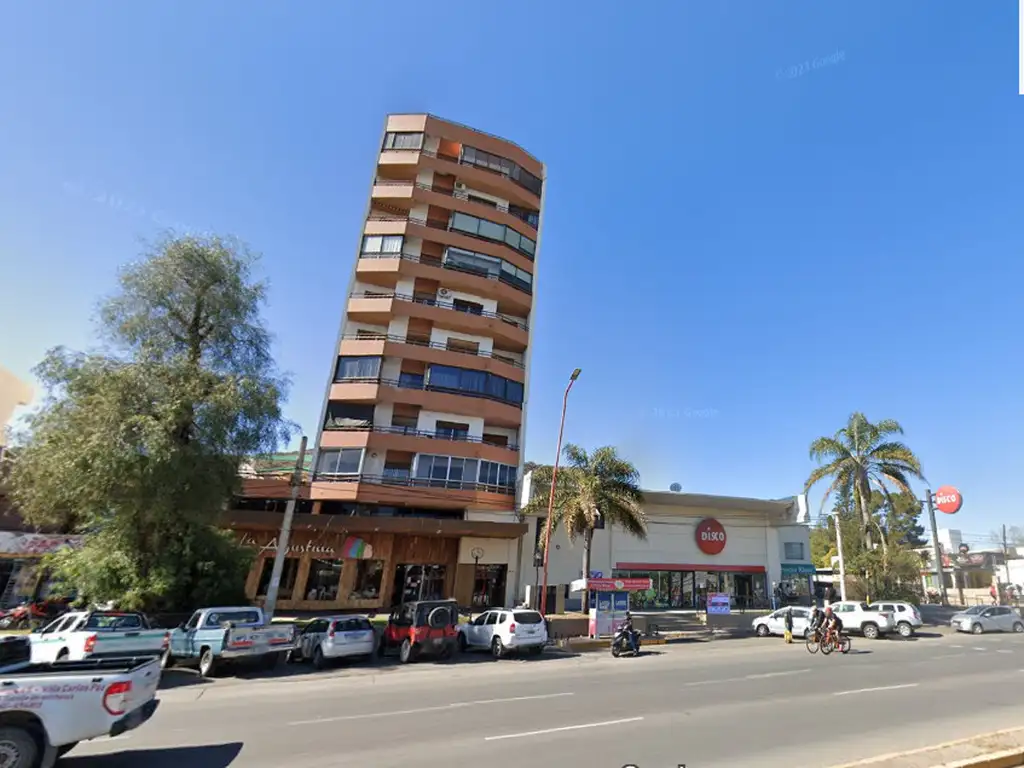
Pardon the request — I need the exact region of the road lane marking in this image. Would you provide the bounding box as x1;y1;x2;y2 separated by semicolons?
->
288;692;574;726
973;647;986;651
746;669;811;679
998;649;1014;654
951;645;964;648
929;653;966;660
484;716;644;741
834;684;918;696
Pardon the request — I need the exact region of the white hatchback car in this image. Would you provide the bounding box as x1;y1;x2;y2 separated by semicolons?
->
457;608;548;658
291;615;376;669
753;607;812;638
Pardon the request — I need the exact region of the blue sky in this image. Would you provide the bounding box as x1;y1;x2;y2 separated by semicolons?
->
1;1;1021;540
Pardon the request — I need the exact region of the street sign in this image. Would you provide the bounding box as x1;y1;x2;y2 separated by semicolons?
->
934;486;963;515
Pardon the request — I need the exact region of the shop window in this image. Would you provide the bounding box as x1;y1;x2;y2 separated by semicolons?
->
256;557;299;600
784;542;805;560
350;560;384;600
472;564;508;608
305;559;343;601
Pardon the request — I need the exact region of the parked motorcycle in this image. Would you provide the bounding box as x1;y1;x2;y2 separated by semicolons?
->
0;599;68;630
610;625;641;657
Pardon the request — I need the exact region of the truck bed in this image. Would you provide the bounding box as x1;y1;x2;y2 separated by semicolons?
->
1;655;161;678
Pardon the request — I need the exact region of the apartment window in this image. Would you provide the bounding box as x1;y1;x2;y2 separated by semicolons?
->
449;212;536;259
383;131;424;151
499;261;533;293
435;421;470;440
508;204;540;229
461;145;543;197
478;461;517;489
444;247;501;278
335;356;381;381
416;455;479;487
446;338;479;354
425;364;524;406
361;235;403;254
397;372;424;389
784;542;805;561
452;298;484;315
324;402;375;430
316;448;363;476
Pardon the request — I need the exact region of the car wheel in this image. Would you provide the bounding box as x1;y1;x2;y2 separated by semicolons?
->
1014;622;1024;633
399;638;414;664
862;623;879;640
755;624;770;637
972;623;984;635
457;634;468;653
312;646;327;670
160;649;175;670
199;647;218;677
897;621;914;638
491;637;505;659
0;726;39;767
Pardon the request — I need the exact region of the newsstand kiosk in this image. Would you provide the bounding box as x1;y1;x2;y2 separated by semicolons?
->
577;577;653;639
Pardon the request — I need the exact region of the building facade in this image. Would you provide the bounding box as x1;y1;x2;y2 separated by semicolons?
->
226;115;544;613
519;484;814;612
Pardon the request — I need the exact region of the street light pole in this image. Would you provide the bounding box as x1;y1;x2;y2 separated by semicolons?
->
540;368;581;617
924;489;948;606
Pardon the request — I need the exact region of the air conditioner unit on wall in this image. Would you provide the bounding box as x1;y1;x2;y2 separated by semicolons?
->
438;288;451;297
454;182;467;191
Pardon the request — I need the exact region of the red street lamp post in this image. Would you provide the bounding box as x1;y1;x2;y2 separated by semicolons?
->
539;368;581;617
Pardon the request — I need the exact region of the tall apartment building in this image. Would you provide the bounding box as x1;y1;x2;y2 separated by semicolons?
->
227;115;544;612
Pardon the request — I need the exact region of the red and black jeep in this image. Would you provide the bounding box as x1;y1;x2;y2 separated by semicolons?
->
377;599;460;663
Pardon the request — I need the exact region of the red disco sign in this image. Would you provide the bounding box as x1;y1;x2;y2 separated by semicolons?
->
695;518;727;555
934;486;963;515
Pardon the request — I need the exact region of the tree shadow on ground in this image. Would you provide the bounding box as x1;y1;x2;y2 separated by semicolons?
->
65;742;243;767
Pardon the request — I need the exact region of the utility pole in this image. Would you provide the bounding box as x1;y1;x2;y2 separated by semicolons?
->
1002;524;1011;588
834;513;848;602
263;436;308;621
924;489;948;606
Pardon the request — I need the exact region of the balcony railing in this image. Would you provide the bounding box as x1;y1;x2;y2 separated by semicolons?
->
330;374;524;410
349;289;528;331
340;333;524;369
312;471;516;496
373;179;539;230
420;148;542;199
320;421;520;451
356;251;533;296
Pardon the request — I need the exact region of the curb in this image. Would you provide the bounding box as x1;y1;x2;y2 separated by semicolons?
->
828;727;1024;768
566;637;670;652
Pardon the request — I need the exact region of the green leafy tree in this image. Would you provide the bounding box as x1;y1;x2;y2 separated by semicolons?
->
8;235;292;612
523;445;646;609
804;412;926;551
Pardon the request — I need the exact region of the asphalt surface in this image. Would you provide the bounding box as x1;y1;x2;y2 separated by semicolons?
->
64;630;1024;768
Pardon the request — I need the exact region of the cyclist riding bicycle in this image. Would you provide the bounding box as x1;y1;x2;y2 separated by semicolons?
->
823;608;844;645
808;605;827;641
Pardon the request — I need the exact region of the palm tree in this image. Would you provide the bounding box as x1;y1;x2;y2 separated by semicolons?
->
524;445;647;609
804;412;925;551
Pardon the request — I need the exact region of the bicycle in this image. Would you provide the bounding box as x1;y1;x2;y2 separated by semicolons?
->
805;628;821;654
820;629;851;656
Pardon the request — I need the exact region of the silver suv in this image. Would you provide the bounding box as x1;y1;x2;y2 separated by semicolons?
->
868;601;923;637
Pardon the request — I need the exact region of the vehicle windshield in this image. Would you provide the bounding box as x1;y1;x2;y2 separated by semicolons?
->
962;606;986;615
84;613;144;630
206;610;261;626
513;611;543;624
335;618;373;631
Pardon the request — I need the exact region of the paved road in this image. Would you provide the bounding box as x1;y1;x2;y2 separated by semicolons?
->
65;631;1024;767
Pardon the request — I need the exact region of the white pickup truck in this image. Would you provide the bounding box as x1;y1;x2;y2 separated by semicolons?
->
29;611;169;664
0;634;160;767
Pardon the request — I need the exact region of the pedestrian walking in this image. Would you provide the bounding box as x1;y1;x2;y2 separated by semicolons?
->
783;606;794;644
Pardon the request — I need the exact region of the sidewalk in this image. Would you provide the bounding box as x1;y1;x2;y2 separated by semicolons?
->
830;727;1024;768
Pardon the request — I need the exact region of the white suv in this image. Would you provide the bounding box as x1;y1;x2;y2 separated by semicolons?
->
869;601;923;638
457;608;548;658
830;601;895;639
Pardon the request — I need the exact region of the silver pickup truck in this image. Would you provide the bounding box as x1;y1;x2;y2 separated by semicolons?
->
0;634;160;767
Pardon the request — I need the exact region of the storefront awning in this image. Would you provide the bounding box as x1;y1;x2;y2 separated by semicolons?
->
222;509;528;540
781;563;816;576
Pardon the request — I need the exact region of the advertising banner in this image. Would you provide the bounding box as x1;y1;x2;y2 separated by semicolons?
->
707;593;731;615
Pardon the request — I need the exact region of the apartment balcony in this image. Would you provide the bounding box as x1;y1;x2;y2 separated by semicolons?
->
318;424;519;464
328;375;522;429
371;179;538;234
416;148;541;211
309;471;516;510
347;290;528;351
354;252;532;315
338;334;525;382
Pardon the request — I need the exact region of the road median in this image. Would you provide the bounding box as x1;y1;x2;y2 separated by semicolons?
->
829;727;1024;768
